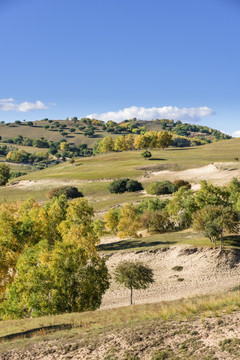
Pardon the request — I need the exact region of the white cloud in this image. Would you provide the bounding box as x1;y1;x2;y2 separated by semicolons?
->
87;105;215;123
0;98;48;112
232;130;240;138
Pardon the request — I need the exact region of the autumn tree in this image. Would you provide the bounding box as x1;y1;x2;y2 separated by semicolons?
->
99;136;114;152
156;131;172;149
115;261;154;305
104;208;120;234
117;204;141;238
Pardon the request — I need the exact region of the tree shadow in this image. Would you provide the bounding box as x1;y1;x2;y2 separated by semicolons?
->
224;235;240;248
97;238;176;251
167;148;197;151
148;158;166;161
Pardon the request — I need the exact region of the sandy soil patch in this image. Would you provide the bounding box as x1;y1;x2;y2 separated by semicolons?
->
146;162;240;186
101;246;240;310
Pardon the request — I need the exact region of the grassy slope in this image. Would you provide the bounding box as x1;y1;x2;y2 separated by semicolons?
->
1;291;240;358
17;137;240;181
0;121;116;147
0;137;239;206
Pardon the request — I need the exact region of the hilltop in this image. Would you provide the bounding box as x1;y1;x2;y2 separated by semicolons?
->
0;118;231;149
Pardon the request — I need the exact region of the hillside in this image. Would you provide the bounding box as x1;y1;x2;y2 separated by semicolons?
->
0;137;239;207
0;118;231;149
1;288;240;359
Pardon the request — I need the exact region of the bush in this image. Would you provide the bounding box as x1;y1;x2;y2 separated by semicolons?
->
108;179;129;194
141;150;152;159
172;179;191;190
146;181;176;195
47;186;84;199
125;179;143;192
108;178;143;194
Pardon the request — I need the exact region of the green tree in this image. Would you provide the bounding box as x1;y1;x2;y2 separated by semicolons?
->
1;240;110;319
193;205;239;249
0;164;10;185
141;150;152;159
146;181;176;195
194;181;230;208
167;187;197;229
47;186;83;200
115;261;154;305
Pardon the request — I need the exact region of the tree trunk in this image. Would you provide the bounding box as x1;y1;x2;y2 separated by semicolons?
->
220;234;223;251
130;287;133;305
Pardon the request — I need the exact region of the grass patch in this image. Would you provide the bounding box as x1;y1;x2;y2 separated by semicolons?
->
1;291;240;346
172;266;183;271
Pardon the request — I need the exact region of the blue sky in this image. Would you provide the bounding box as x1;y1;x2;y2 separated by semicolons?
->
0;0;240;135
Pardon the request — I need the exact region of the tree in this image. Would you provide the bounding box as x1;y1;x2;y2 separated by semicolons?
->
172;179;191;190
156;131;172;149
194;181;230;209
141;210;171;233
167;187;197;229
125;179;143;192
108;178;143;194
141;151;152;159
117;204;140;238
115;261;154;305
193;205;239;249
146;181;176;195
60;142;69;151
104;209;120;234
1;240;110;318
0;164;10;185
47;186;83;200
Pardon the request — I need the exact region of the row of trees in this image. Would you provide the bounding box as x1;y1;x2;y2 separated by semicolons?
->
103;179;240;248
94;131;173;153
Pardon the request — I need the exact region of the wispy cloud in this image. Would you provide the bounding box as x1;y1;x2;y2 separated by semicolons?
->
87;106;215;123
0;98;48;112
232;130;240;138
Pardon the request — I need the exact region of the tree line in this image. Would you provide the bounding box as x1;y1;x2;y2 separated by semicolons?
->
103;178;240;248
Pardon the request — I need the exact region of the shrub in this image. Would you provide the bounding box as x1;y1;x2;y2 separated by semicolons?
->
173;179;191;190
146;181;177;195
141;150;152;159
172;266;183;271
108;179;129;194
47;186;84;199
126;179;143;192
108;178;143;194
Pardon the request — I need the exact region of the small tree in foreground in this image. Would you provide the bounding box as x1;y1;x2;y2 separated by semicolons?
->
115;261;154;305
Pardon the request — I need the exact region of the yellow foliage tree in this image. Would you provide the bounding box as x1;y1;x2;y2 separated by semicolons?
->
117;204;141;239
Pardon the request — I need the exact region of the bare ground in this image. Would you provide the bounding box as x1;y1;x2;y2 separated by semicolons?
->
100;246;240;310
